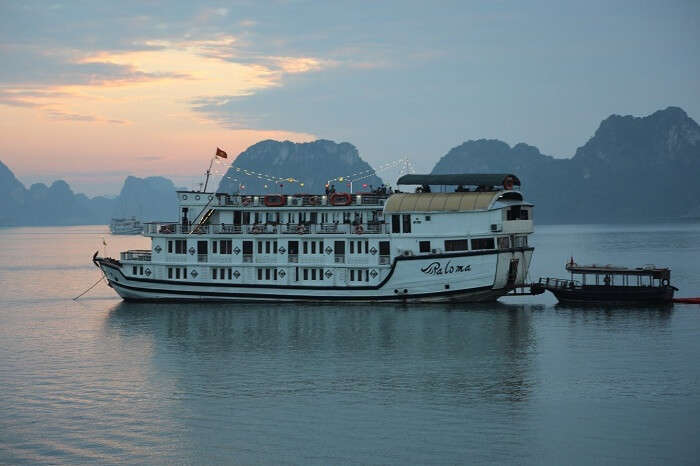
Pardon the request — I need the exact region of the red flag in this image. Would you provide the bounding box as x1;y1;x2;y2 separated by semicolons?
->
216;147;228;158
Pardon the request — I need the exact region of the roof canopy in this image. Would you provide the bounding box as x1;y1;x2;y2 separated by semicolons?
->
384;192;501;213
396;173;520;187
566;263;671;279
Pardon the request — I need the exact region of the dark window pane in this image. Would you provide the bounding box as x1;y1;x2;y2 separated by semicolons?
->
419;241;430;253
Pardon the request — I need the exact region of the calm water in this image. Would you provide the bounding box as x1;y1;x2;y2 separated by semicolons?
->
1;224;699;465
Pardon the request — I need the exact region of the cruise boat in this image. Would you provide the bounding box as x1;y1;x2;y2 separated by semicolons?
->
109;217;143;235
93;173;535;302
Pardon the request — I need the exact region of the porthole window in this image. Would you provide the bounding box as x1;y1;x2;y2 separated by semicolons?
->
195;195;201;200
182;194;188;200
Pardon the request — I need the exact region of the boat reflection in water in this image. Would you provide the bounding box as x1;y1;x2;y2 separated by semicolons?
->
105;302;540;402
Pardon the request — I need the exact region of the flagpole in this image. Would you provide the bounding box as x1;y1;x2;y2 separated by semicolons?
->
203;157;214;192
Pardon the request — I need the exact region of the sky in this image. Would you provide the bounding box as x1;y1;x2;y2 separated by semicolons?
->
1;0;698;196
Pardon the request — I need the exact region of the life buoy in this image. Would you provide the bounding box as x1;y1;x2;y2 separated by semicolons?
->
252;225;264;234
329;192;352;206
241;196;251;206
354;225;364;234
296;225;305;234
308;195;320;206
503;176;515;190
264;194;285;207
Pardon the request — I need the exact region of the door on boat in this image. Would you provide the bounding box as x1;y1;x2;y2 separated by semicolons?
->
197;240;208;263
507;259;519;288
233;210;241;227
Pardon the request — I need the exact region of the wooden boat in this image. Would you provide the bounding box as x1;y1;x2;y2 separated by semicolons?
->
540;259;676;305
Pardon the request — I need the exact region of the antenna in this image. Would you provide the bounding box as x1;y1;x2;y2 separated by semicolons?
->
202;157;214;192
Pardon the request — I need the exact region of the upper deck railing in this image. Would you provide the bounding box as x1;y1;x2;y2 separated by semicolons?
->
145;222;388;236
212;192;391;208
120;250;152;261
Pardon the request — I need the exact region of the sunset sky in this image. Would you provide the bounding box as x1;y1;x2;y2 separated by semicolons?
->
1;1;698;195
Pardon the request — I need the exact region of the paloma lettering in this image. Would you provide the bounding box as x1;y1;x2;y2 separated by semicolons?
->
420;261;471;275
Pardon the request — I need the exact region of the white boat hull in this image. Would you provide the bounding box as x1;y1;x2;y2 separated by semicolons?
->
95;248;533;303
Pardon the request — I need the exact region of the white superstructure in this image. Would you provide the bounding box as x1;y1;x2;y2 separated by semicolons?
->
94;174;534;302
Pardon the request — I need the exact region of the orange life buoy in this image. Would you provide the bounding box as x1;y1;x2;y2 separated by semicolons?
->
264;194;285;207
252;225;263;234
241;196;251;206
296;225;305;234
354;225;364;235
329;192;352;206
308;195;320;206
503;176;514;190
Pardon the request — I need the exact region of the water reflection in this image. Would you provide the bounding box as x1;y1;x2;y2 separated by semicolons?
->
105;302;540;402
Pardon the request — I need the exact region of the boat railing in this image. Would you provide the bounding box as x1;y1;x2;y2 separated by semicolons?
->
120;250;152;262
539;277;581;289
216;193;391;207
147;222;387;236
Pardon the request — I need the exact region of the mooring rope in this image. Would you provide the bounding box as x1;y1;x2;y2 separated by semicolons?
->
73;275;106;301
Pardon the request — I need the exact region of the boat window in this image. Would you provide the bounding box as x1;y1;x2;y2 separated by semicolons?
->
402;215;411;233
520;208;529;220
221;240;232;254
288;241;299;255
392;215;400;233
168;267;173;279
471;238;495;250
498;237;510;249
133;266;137;275
273;241;278;254
212;268;217;279
243;241;253;255
358;241;362;254
350;241;354;254
168;240;173;253
175;239;186;254
242;212;250;224
183;268;187;279
513;235;528;248
319;268;324;281
266;269;271;280
257;269;262;280
419;241;431;253
303;241;308;254
445;239;468;251
379;241;390;256
312;269;317;280
350;270;355;281
311;242;316;254
335;241;345;254
257;241;263;254
266;241;271;254
506;206;521;221
228;269;232;280
303;269;308;280
176;268;181;279
212;241;218;254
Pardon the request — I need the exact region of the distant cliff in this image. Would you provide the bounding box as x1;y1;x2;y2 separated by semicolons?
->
431;107;700;223
113;176;179;222
0;163;179;226
217;139;383;194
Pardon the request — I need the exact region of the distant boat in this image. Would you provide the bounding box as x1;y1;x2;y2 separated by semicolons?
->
540;259;676;305
109;217;143;235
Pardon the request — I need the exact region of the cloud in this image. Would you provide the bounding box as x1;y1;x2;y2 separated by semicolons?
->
47;110;129;124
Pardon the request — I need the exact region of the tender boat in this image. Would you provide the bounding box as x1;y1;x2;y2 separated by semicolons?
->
540;259;676;305
93;173;535;303
109;217;143;235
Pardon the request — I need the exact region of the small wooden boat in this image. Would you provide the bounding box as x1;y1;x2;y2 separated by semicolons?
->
540;258;676;305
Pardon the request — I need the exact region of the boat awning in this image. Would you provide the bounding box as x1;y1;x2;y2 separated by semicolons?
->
396;173;520;187
383;192;502;213
566;264;671;279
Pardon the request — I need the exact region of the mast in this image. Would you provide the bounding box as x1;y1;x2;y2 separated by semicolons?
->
202;157;214;192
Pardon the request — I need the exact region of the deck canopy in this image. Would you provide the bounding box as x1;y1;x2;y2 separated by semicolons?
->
384;192;501;213
566;263;671;280
396;173;521;188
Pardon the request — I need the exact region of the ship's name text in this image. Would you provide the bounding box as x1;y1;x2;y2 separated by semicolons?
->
420;261;471;275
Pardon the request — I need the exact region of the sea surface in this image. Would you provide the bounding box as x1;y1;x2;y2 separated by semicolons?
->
1;223;699;465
